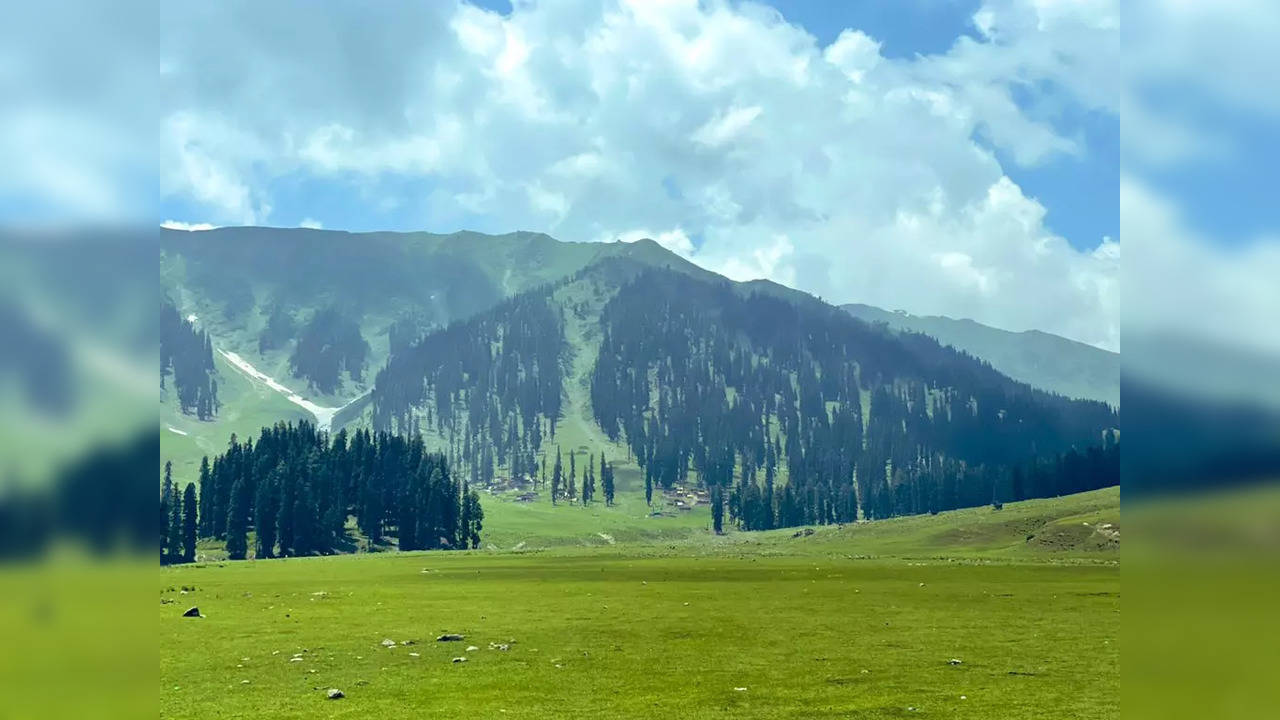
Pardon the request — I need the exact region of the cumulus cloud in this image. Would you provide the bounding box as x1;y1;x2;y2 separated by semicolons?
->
157;0;1121;347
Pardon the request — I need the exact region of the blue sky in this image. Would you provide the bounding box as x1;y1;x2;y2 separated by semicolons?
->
155;0;1126;348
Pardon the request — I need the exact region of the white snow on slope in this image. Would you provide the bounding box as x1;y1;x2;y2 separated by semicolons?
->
217;349;349;431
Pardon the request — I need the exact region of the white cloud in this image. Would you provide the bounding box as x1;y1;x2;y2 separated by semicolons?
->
691;105;762;147
823;29;880;83
160;220;218;231
615;227;695;257
157;0;1121;347
299;217;323;229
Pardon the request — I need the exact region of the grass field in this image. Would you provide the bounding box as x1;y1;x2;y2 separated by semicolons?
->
161;488;1119;719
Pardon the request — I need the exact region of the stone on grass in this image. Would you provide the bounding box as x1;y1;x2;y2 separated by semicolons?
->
182;606;202;618
466;645;479;652
380;638;397;648
326;688;344;700
437;633;465;642
452;657;467;663
948;658;963;665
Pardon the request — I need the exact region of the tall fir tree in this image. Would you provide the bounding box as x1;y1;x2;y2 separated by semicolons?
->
182;482;198;563
711;484;725;534
196;456;212;536
160;461;174;564
551;446;563;505
167;480;184;562
602;453;615;506
225;476;249;560
254;470;279;559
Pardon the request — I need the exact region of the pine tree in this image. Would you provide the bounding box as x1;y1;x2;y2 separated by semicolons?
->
225;476;249;560
711;484;725;534
602;454;615;506
465;488;484;549
197;456;211;536
582;453;595;506
182;483;198;563
644;466;653;507
168;480;184;562
551;446;563;505
254;470;279;559
160;461;174;564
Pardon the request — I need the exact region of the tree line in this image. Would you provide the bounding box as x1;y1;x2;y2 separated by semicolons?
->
163;420;482;563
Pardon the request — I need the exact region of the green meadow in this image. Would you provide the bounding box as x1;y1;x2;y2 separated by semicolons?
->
161;488;1119;719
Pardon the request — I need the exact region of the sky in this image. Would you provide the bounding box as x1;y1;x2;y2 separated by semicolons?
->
8;0;1226;356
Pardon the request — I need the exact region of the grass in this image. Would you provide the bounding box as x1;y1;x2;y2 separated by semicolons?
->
161;488;1119;719
161;351;312;485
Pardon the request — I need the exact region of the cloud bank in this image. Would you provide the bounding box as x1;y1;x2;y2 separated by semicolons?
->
158;0;1120;348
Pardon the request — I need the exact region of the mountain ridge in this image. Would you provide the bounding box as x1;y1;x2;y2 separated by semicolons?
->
842;302;1119;406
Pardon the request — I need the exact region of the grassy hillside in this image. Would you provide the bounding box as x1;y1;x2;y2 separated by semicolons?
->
161;488;1119;719
842;303;1119;406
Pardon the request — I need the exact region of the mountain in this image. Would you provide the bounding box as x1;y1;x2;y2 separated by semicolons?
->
161;227;1119;542
841;303;1119;406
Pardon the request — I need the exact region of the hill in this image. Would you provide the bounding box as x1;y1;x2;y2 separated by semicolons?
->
367;257;1117;534
159;227;1120;555
842;303;1119;406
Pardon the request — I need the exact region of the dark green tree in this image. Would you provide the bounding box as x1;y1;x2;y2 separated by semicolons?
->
182;482;198;563
160;461;174;564
711;484;725;534
551;446;563;505
601;453;615;506
225;476;249;560
254;470;279;559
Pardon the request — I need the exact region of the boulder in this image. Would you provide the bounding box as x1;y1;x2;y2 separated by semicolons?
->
437;633;465;642
182;606;202;618
326;688;344;700
451;656;467;663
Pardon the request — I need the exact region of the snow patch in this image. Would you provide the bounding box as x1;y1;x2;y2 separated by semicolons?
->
166;426;189;436
217;349;347;430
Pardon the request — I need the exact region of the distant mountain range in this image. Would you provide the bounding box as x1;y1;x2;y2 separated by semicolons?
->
841;304;1119;407
160;226;1118;535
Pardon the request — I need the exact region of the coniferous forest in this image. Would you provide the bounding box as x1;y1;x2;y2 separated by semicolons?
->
164;420;482;563
365;261;1119;535
289;308;370;394
372;291;566;488
161;297;218;419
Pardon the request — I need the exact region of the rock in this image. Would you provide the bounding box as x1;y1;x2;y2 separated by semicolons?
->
289;657;304;663
182;606;201;618
380;638;397;648
437;633;465;642
466;646;479;652
451;657;467;663
948;658;963;665
326;688;344;700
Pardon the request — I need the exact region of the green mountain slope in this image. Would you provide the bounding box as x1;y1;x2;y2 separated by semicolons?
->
842;303;1119;406
159;227;1119;550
